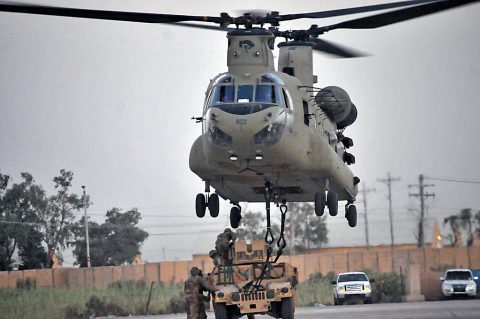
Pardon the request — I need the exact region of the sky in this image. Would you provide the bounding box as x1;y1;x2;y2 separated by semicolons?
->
1;0;480;264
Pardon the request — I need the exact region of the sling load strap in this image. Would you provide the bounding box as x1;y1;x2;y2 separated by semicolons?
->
273;202;287;263
245;185;274;294
244;243;272;295
247;195;288;295
264;183;274;246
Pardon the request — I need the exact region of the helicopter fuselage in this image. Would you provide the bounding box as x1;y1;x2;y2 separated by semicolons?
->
189;28;358;204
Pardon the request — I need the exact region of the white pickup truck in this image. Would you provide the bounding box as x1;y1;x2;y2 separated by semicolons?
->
331;272;373;305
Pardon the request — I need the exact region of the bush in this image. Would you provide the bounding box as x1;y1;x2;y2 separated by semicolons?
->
165;294;187;314
364;270;404;303
85;295;127;317
16;277;37;290
63;295;128;319
63;305;83;319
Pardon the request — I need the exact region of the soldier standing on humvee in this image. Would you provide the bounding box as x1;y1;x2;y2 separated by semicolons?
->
210;228;236;266
185;267;216;319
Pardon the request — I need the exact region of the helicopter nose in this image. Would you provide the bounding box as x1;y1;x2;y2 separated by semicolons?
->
206;106;287;153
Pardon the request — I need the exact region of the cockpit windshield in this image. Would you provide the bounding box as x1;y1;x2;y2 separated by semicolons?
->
211;85;235;104
238;85;253;103
209;73;285;114
256;84;281;104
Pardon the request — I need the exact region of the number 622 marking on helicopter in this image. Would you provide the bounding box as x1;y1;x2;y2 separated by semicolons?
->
235;119;247;125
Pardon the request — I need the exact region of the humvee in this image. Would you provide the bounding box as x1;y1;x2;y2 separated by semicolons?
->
210;240;298;319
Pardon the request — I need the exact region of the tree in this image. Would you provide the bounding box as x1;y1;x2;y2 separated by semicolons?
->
443;215;461;247
475;211;480;238
39;170;83;267
236;211;268;242
0;172;13;270
18;227;48;270
285;203;328;254
236;203;328;255
458;208;474;246
444;208;479;247
70;218;109;267
71;208;148;267
0;172;47;270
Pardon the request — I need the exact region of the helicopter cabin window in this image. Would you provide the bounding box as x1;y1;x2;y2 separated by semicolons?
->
211;85;235;104
237;85;254;103
303;101;310;126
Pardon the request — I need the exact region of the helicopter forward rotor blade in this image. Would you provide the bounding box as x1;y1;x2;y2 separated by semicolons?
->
277;0;436;21
310;38;367;58
316;0;480;32
0;1;227;24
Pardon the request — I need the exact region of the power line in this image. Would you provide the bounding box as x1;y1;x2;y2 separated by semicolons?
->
425;176;480;185
0;219;224;231
74;212;195;218
85;204;194;213
148;229;222;236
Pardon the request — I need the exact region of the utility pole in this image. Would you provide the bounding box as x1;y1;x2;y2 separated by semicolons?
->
409;174;435;247
378;172;400;271
359;183;375;249
82;186;91;268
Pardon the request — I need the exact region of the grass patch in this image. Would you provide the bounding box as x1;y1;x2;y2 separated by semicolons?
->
296;272;335;306
0;280;183;319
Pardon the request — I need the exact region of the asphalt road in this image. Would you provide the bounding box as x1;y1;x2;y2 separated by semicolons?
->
124;299;480;319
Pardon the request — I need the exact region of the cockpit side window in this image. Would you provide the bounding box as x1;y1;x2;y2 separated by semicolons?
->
282;89;290;109
211;85;235;104
238;85;254;103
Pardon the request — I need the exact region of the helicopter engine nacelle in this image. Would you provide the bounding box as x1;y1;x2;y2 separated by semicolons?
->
314;86;357;129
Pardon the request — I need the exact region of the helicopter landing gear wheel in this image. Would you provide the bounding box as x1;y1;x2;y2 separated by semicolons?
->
208;193;220;218
230;206;242;229
195;193;206;218
314;192;326;216
345;204;357;227
327;191;338;216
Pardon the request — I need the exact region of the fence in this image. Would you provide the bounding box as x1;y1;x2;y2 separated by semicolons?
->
1;246;478;299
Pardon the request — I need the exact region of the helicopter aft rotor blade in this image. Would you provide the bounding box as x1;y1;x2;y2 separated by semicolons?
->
277;0;436;21
315;0;480;32
310;38;367;58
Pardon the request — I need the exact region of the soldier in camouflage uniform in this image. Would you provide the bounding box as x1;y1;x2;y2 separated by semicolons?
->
185;267;216;319
213;228;236;266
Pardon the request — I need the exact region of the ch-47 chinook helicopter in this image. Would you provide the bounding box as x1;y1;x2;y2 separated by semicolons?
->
1;0;478;234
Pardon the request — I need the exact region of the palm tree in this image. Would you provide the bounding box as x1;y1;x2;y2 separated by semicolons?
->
443;215;461;247
458;208;474;246
474;211;480;239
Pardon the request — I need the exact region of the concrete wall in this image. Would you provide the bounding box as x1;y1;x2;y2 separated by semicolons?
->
1;246;478;300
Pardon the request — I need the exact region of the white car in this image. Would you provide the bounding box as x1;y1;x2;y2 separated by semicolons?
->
331;272;373;305
441;269;477;298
